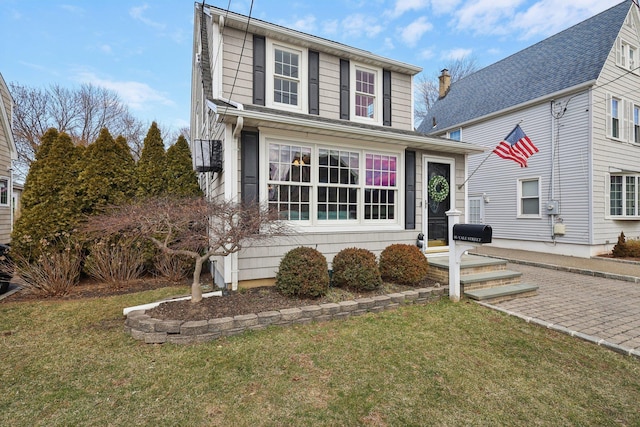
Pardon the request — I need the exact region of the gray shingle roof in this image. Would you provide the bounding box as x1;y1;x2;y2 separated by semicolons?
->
418;0;632;134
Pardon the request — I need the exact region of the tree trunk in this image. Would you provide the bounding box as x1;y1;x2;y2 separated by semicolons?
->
190;257;204;303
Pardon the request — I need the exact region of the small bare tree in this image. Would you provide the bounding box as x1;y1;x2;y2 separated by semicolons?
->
414;56;480;125
84;197;289;303
9;82;147;177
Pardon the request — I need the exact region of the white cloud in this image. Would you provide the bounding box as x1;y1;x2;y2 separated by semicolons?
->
322;19;339;36
283;15;317;33
130;4;166;31
401;16;433;47
443;48;473;60
76;72;173;111
453;0;525;36
418;48;436;60
59;4;83;14
100;44;112;54
430;0;462;15
385;0;429;19
512;0;622;39
341;14;384;38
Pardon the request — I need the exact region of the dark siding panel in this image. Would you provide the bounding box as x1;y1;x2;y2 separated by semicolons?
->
308;50;319;115
253;35;266;106
340;59;350;120
383;69;392;127
241;131;260;205
405;150;416;229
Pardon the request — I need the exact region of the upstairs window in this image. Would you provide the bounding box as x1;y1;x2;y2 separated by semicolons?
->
266;41;306;112
608;96;622;140
351;64;382;124
617;38;639;73
635;105;640;144
274;48;299;106
355;69;376;119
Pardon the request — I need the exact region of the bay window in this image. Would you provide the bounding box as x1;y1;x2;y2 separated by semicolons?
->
267;141;399;225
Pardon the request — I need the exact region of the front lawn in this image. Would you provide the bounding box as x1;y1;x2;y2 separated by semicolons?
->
1;288;638;426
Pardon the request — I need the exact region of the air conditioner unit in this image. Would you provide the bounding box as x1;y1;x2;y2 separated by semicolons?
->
193;139;223;173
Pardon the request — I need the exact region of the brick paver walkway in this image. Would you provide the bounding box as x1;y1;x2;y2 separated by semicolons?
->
480;263;640;358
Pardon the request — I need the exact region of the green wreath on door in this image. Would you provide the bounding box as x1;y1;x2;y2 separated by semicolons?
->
428;175;449;202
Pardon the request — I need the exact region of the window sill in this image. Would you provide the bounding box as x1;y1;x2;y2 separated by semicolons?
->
610;216;640;220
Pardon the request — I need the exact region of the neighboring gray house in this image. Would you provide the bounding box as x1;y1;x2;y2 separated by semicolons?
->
419;0;640;258
191;4;482;289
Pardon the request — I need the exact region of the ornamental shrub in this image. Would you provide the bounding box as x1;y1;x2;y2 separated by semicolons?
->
275;247;329;298
379;243;429;286
611;231;628;258
331;247;382;291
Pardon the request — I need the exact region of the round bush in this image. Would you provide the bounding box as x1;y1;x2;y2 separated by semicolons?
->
379;244;429;286
275;247;329;298
331;247;382;291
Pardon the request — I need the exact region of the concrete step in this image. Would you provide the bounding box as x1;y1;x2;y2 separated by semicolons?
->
427;254;507;283
460;270;522;292
465;283;539;303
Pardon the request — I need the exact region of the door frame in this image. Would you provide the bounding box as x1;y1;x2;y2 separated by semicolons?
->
422;155;456;254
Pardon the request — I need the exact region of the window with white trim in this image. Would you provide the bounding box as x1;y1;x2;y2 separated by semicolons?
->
0;179;7;206
447;128;461;141
351;64;382;124
266;41;306;112
611;96;621;139
610;174;640;217
618;39;638;72
634;104;640;144
267;141;399;225
518;178;540;217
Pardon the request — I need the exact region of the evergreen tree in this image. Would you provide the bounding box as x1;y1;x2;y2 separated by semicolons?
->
165;135;202;197
136;122;167;198
68;128;137;215
12;131;83;258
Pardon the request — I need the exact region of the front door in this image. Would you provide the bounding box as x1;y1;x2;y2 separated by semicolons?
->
424;159;453;250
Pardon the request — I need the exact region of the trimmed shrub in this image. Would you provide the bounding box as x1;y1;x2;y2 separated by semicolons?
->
379;243;429;286
276;247;329;298
612;231;628;258
331;247;382;291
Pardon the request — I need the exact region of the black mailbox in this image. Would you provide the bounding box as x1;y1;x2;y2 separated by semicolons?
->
452;224;492;244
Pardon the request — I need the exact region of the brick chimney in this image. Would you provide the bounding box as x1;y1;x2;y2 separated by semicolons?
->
438;69;451;98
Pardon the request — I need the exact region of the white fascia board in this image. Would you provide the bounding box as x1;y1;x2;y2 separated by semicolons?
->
435;80;598;135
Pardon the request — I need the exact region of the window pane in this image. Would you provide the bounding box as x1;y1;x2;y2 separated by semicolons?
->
0;180;6;205
610;175;623;216
626;176;636;216
522;198;539;215
522;180;538;197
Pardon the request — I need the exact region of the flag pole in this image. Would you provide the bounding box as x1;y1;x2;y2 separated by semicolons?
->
457;151;493;189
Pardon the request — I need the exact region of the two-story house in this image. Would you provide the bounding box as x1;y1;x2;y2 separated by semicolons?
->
419;0;640;258
191;4;482;289
0;73;17;244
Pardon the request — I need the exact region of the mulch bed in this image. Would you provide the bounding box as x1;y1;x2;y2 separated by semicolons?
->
0;275;438;322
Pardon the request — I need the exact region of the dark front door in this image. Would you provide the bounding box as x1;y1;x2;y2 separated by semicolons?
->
426;161;451;248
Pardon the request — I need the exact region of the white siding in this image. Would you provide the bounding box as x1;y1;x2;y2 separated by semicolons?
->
458;94;591;245
591;8;640;245
318;53;340;119
391;72;413;131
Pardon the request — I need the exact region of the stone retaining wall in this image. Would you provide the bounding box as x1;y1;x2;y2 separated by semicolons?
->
125;286;448;344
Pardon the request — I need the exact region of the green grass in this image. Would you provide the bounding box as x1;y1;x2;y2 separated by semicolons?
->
1;289;639;426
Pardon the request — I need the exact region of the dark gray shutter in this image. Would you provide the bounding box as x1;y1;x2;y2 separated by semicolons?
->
253;35;266;106
308;50;319;115
383;69;392;126
405;150;416;229
339;59;350;120
241;131;260;205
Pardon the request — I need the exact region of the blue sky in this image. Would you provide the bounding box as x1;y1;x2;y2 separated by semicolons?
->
0;0;623;133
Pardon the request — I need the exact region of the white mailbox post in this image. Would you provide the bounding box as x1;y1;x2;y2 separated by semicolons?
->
446;209;492;302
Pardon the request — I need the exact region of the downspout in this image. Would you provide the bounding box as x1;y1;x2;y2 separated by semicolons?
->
229;116;244;290
550;101;556;241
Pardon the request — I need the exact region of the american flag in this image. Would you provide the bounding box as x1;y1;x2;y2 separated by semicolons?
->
493;124;538;167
